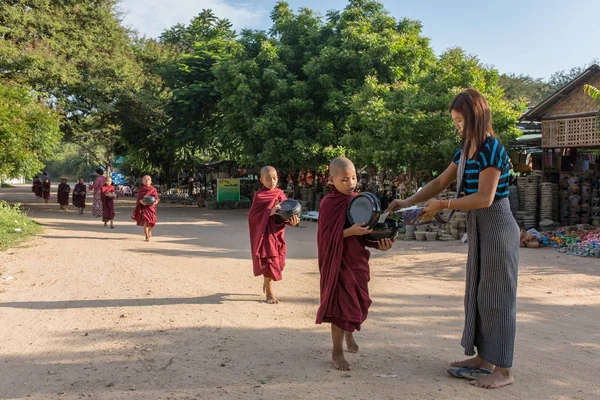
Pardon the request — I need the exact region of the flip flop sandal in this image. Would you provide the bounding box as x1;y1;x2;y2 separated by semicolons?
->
447;366;474;379
458;367;493;380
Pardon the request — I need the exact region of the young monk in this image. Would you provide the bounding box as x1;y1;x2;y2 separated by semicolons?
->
57;178;71;211
248;166;300;304
73;178;87;215
316;157;393;371
41;178;51;204
101;176;117;228
132;175;160;241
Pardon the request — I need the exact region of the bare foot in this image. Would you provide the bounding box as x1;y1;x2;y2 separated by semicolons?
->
331;352;351;370
450;356;493;370
471;368;514;389
266;292;278;304
263;278;278;304
345;332;359;353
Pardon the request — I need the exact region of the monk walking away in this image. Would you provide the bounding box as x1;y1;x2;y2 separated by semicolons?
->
101;176;117;228
41;178;51;203
316;157;393;371
73;178;87;215
57;178;71;211
32;177;42;199
132;175;160;241
248;166;299;304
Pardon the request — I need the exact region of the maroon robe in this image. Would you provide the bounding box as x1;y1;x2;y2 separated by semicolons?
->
33;180;42;198
316;186;375;332
101;185;117;221
132;185;160;227
248;187;287;281
57;183;70;206
73;183;87;208
42;181;51;200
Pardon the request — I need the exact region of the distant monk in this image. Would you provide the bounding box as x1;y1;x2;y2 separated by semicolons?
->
92;168;106;218
316;157;393;371
41;178;51;203
32;177;42;199
132;175;160;241
248;166;299;304
73;178;87;215
57;178;71;211
101;176;117;228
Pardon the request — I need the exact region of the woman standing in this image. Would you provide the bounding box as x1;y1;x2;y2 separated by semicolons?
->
101;176;117;228
132;175;160;241
92;169;106;218
387;88;519;389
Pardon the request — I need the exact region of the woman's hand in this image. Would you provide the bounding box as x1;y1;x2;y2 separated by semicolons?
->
269;203;281;216
386;199;410;214
378;238;393;251
344;223;373;237
421;199;442;221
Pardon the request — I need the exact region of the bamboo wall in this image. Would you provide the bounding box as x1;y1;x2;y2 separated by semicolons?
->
541;71;600;147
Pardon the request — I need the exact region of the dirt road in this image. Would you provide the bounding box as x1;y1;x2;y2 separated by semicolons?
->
0;185;598;399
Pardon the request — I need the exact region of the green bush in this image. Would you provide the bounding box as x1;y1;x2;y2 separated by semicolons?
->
0;201;42;251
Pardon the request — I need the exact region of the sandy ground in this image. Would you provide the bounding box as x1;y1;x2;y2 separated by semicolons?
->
0;184;598;400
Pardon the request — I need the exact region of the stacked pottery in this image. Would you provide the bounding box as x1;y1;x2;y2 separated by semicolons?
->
425;231;438;241
315;192;323;211
517;176;527;211
592;189;600;220
515;211;536;229
568;180;581;225
454;212;467;238
522;175;540;224
539;182;556;223
581;182;592;223
404;225;416;240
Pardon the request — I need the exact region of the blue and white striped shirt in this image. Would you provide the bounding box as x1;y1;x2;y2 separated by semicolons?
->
453;136;512;201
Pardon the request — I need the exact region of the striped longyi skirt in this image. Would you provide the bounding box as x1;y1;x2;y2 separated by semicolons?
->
462;197;520;368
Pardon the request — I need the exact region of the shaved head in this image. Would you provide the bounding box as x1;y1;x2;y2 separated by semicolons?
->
329;157;355;177
329;157;357;195
261;166;277;177
260;166;278;190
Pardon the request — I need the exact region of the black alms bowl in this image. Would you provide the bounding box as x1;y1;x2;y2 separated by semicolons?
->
142;196;156;205
277;199;301;218
347;192;381;230
365;217;399;243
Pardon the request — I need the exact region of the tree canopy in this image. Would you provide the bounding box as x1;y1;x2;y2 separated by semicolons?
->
6;0;571;180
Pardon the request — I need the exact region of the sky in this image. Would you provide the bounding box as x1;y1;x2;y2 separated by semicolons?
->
119;0;600;80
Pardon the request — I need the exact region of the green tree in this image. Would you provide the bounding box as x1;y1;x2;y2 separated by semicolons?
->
0;83;61;179
345;48;523;173
1;0;144;171
499;73;552;106
214;0;434;169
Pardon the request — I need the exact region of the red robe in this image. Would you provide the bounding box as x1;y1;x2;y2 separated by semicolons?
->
316;186;374;332
42;181;51;200
72;183;87;208
101;185;116;221
248;187;287;281
57;183;70;206
132;185;160;227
